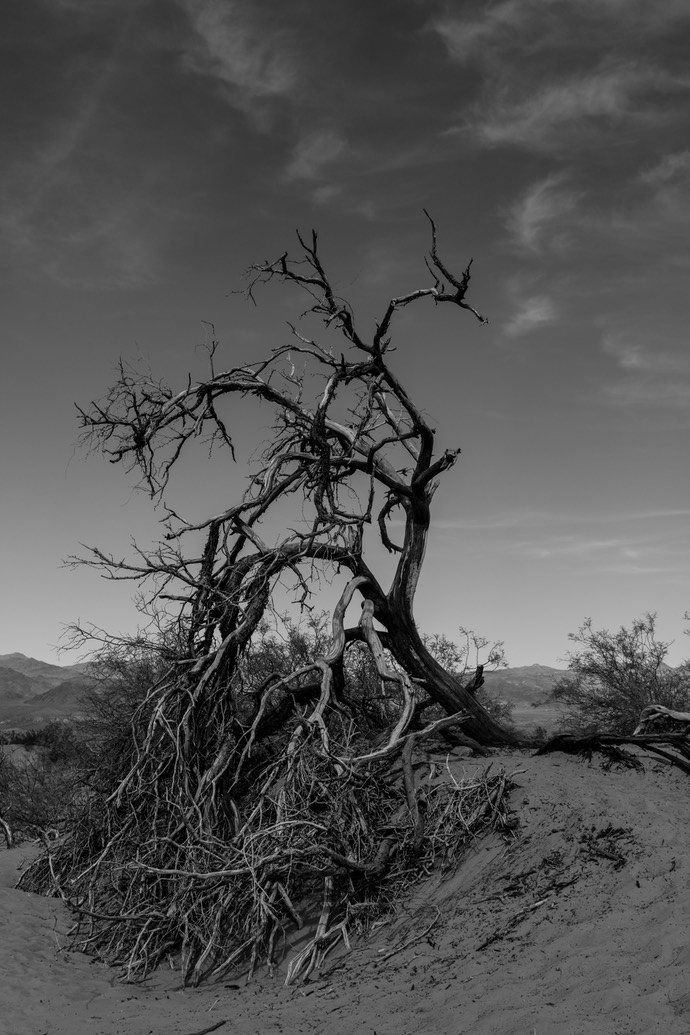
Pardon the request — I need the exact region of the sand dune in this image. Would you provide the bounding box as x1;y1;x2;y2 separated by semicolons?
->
2;749;689;1035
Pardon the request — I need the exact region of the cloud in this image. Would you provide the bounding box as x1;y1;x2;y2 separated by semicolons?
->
502;529;690;575
0;184;161;290
510;534;633;561
503;295;557;337
176;0;295;118
640;150;690;187
603;380;690;408
602;335;652;372
433;0;690;68
601;333;690;408
636;149;690;221
603;334;690;376
284;131;347;181
312;184;344;207
0;17;159;289
10;77;113;225
434;0;690;155
473;63;683;152
433;3;527;64
435;506;690;532
506;173;580;251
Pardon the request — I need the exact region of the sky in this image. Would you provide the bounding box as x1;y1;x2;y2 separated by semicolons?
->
2;0;690;670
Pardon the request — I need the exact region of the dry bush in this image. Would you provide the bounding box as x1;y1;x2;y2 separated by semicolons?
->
423;630;514;729
0;732;84;837
551;613;690;735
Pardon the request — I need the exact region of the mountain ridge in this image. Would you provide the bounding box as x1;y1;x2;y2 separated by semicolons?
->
0;653;91;692
0;654;569;732
0;655;95;729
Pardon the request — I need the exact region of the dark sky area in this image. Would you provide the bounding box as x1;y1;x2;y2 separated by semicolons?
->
2;0;690;666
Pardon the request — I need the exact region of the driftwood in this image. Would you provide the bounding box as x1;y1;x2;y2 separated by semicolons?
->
537;730;690;775
633;704;690;736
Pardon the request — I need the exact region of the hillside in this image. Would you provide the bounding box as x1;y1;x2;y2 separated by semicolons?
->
0;655;570;732
484;663;568;730
0;667;39;704
0;678;94;729
484;663;569;704
0;653;89;689
0;655;94;730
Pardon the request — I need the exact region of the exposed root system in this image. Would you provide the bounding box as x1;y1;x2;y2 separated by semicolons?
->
18;581;512;987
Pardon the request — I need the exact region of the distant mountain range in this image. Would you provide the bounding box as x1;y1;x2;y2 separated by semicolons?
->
483;664;569;730
0;653;94;729
484;663;569;704
0;654;569;733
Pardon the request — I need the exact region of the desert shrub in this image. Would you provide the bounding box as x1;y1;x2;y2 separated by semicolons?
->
476;687;514;725
0;646;171;840
238;613;332;684
33;721;85;763
0;746;82;835
237;613;411;733
1;620;510;846
240;618;512;733
76;642;177;798
10;729;40;747
423;629;514;727
550;613;690;735
0;721;89;837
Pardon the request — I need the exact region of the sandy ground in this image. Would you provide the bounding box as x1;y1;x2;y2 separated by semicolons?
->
2;748;690;1035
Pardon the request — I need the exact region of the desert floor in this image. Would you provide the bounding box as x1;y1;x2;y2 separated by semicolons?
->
2;748;690;1035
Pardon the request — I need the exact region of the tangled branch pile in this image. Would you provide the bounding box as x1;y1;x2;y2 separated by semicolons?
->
20;579;511;985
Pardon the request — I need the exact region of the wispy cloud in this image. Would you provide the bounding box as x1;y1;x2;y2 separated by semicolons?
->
502;529;690;575
640;149;690;187
603;334;690;375
312;184;344;207
510;534;632;561
434;0;690;155
435;506;690;532
506;173;580;252
504;295;558;337
284;131;347;181
603;380;690;408
0;15;160;289
0;184;161;290
602;332;690;408
472;63;684;153
636;149;690;223
433;0;690;68
176;0;296;120
435;0;604;69
433;3;527;64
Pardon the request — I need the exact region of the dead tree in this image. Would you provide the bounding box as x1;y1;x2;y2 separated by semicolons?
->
76;215;519;748
18;217;521;984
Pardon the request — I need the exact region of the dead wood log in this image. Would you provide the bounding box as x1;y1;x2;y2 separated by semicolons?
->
633;704;690;736
537;731;690;775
